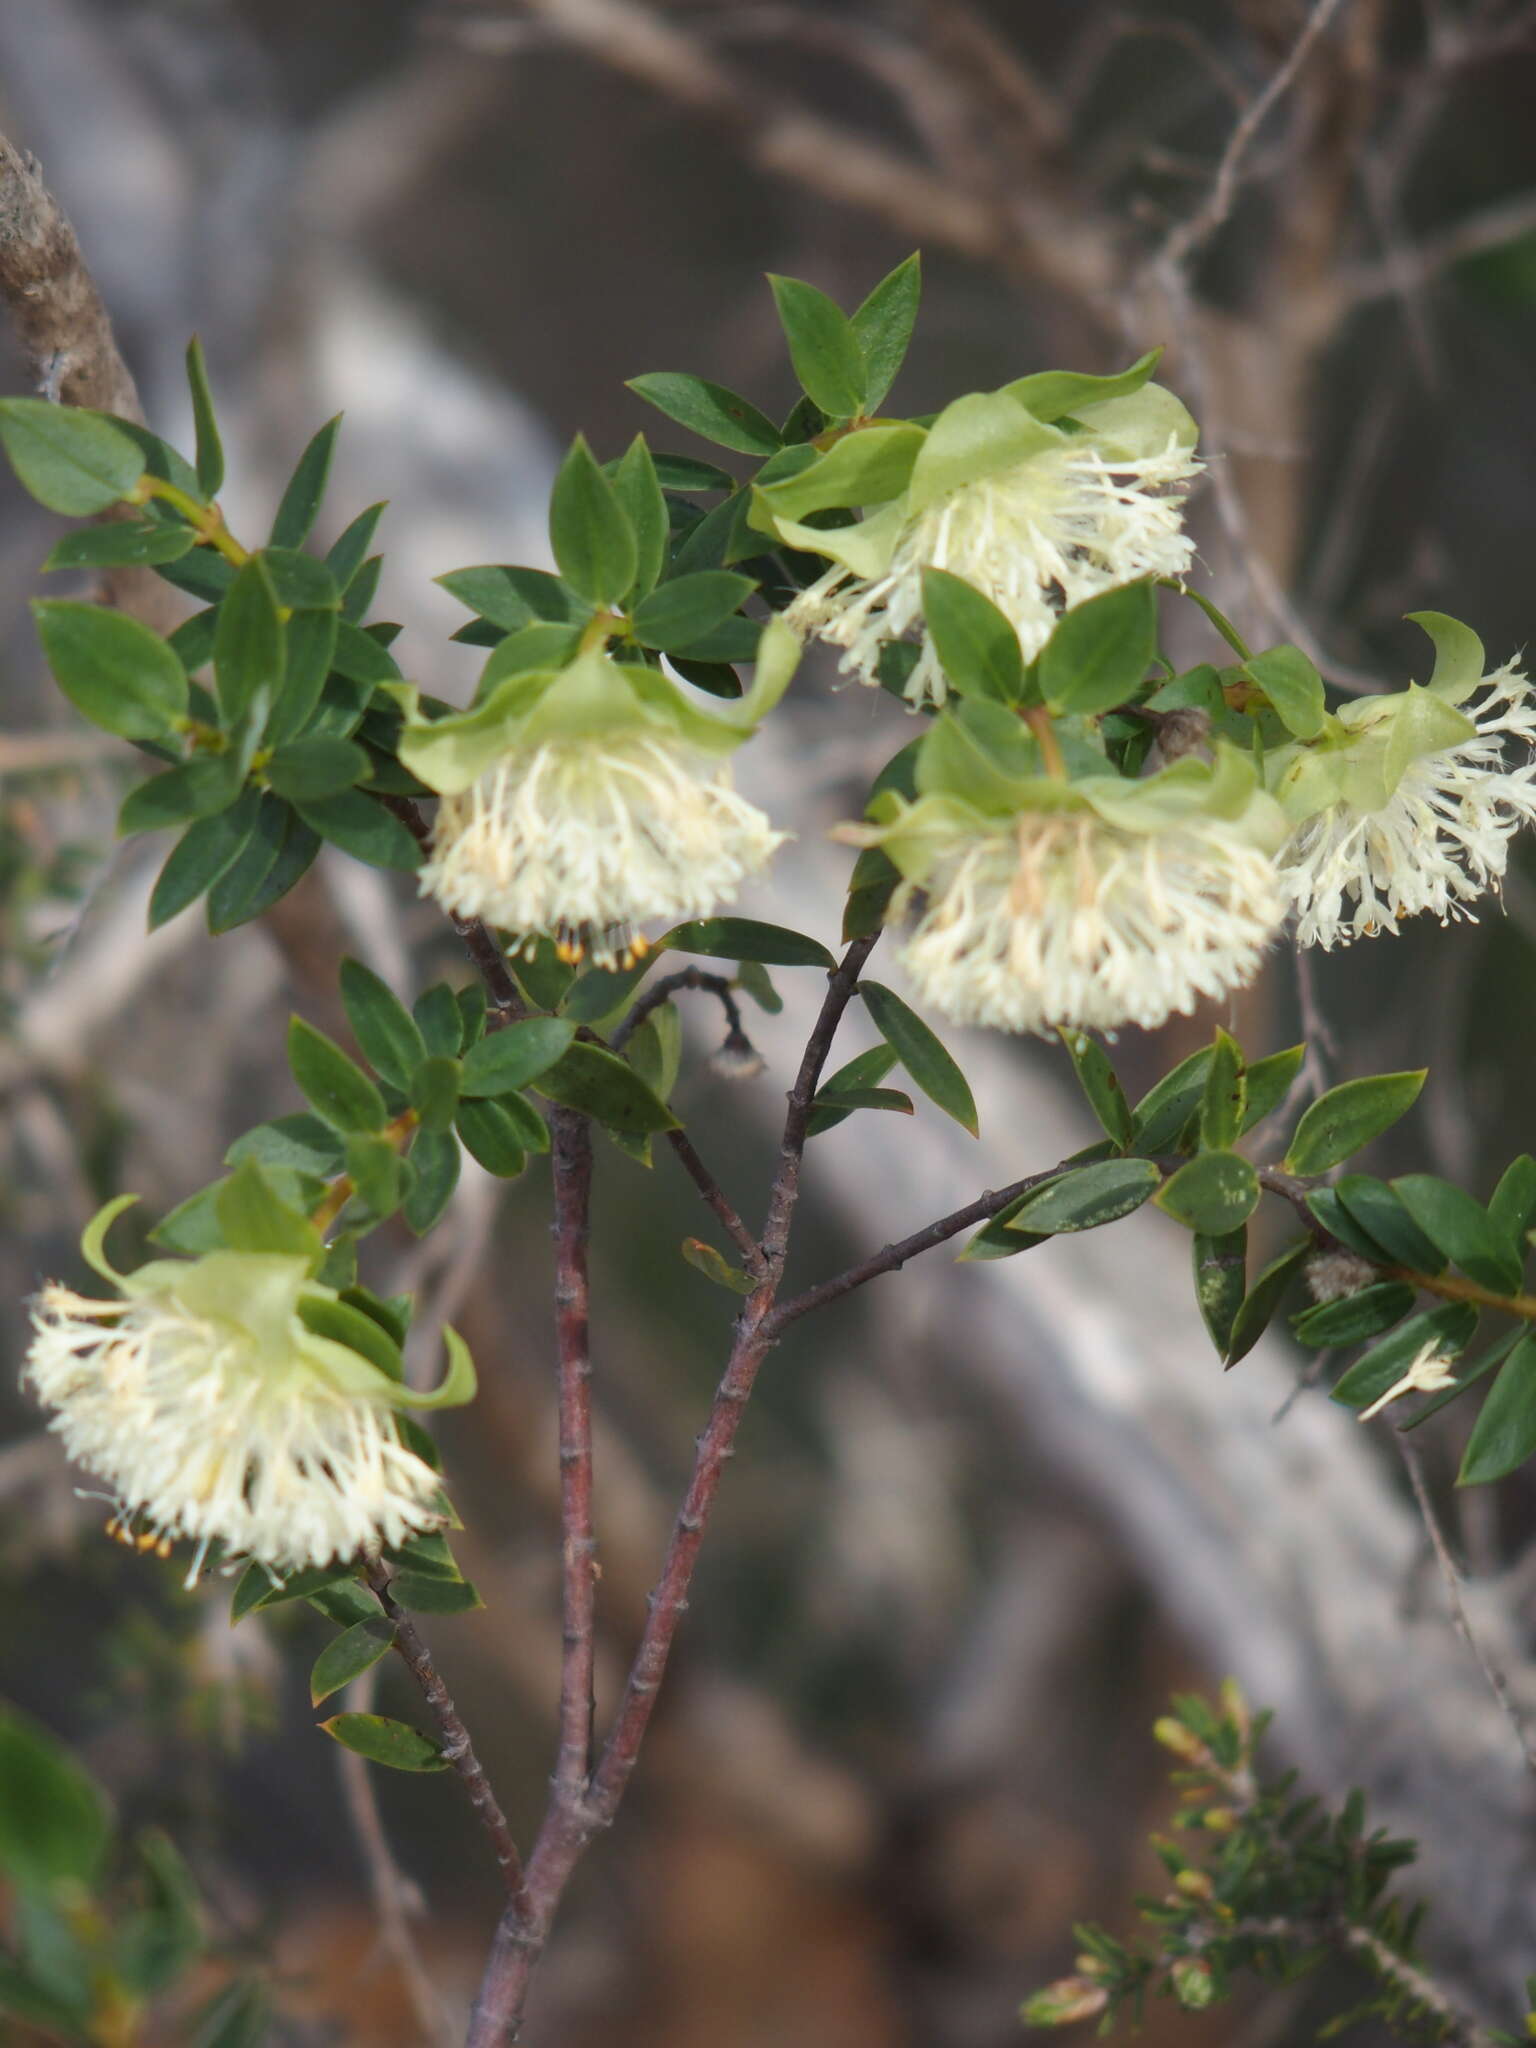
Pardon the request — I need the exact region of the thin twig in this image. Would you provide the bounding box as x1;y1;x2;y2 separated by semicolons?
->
665;1131;767;1279
1396;1438;1536;1781
609;965;745;1053
367;1562;528;1895
548;1106;598;1796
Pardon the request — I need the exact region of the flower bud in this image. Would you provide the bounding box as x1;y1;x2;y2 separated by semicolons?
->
1171;1958;1216;2010
1020;1978;1110;2027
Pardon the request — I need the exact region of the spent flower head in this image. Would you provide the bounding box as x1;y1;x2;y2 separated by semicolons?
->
767;372;1200;708
1269;618;1536;950
399;636;794;967
24;1198;474;1585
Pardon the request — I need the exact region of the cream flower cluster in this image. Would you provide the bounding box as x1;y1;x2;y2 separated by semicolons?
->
25;1247;454;1585
788;434;1200;711
1277;662;1536;950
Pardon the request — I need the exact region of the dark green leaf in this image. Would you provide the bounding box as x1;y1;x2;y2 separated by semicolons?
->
735;959;782;1014
1238;1045;1304;1134
1243;644;1325;740
611;435;668;601
156;547;234;601
767;274;867;418
1059;1030;1134;1149
453;1099;529;1178
459;1016;575;1097
271;416;341;549
1292;1282;1416;1347
293;789;421;870
0;396;145;513
806;1043;898;1136
414;983;465;1056
438;563;582;629
340;556;383;624
652;452;735;492
388;1572;483;1615
310;1618;396;1706
184;336;224;496
1283;1071;1426;1175
1333;1176;1445;1273
403;1126;460;1234
330;616;402;684
1194;1228;1247;1356
1155;1151;1260;1233
1224;1238;1311;1366
549;434;636;607
1490;1155;1536;1247
214;556;285;725
1006;1157;1161;1234
262;609;339;747
1392;1174;1522;1293
0;1706;109;1890
1459;1333;1536;1484
850;251;920;412
1307;1187;1392;1263
662;917;834;969
338;959;427;1091
1199;1030;1246;1151
44;521;195;570
682;1238;754;1294
266;737;368;803
537;1042;680;1133
0;1956;92;2032
343;1132;403;1216
920;567;1024;704
288;1016;388;1133
1039;580;1157;718
560;957;654;1024
811;1084;913;1117
1130;1046;1214;1154
118;756;243;836
205;800;319;932
327;503;387;590
1331;1304;1479;1410
33;598;188;739
408;1055;461;1134
859;979;978;1135
318;1714;447;1772
630;570;756;652
627;372;782;457
262;549;341;613
148;791;262;928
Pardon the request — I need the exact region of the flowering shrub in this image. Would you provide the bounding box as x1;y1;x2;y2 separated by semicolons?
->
5;261;1536;2040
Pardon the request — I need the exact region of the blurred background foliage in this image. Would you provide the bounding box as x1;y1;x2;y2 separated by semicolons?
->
4;1;1536;2041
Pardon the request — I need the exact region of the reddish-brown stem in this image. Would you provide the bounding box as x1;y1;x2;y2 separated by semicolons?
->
664;1129;767;1279
465;935;877;2042
366;1563;527;1898
549;1106;598;1796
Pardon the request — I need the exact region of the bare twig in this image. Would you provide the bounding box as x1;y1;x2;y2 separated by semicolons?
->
1342;187;1536;303
609;965;745;1053
548;1106;598;1796
1396;1439;1536;1781
665;1130;767;1279
366;1562;528;1895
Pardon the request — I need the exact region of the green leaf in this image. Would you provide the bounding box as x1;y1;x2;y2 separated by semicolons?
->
33;598;188;739
409;1055;462;1134
1006;1158;1161;1234
859;979;978;1135
1459;1333;1536;1484
265;737;368;803
1002;349;1163;425
538;1042;680;1133
1238;1045;1303;1135
560;957;653;1025
387;1572;483;1615
662;918;834;969
548;434;637;608
45;520;196;570
806;1043;899;1136
148;793;262;928
652;452;735;492
920;567;1024;704
184;336;225;496
338;959;427;1092
389;1531;462;1579
205;796;319;933
1330;1304;1479;1410
682;1237;754;1293
735;959;782;1014
1130;1047;1215;1154
298;1296;405;1381
288;1016;388;1133
1155;1151;1260;1233
191;1978;271;2048
1283;1071;1426;1175
1194;1229;1247;1357
1332;1176;1445;1272
293;789;421;871
318;1713;447;1772
767;275;867;418
610;435;668;601
118;757;243;837
310;1618;396;1706
1490;1155;1536;1246
0;396;145;513
1392;1174;1523;1293
630;570;756;653
0;1705;110;1890
1038;580;1157;718
327;503;387;591
215;1159;324;1260
262;551;341;612
228;1113;345;1178
1242;644;1325;739
271;416;341;549
403;1126;460;1234
330;617;402;685
1292;1282;1416;1347
1058;1030;1134;1149
812;1084;913;1119
627;372;781;457
1224;1238;1311;1367
459;1016;575;1097
414;983;465;1055
850;252;920;412
343;1132;403;1216
0;1956;92;2033
214;555;285;726
454;1098;529;1178
263;609;339;747
1199;1030;1246;1151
